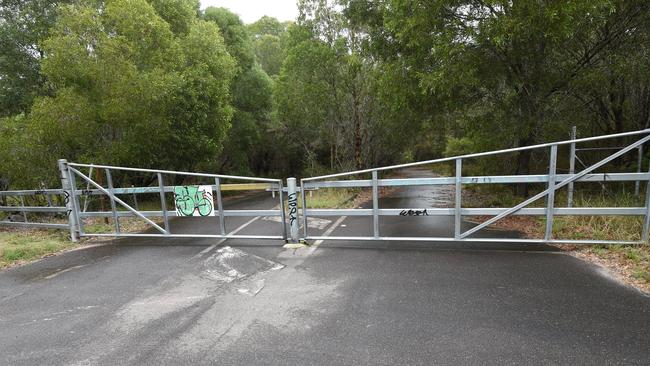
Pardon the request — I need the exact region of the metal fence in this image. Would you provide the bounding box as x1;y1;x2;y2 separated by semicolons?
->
299;129;650;245
2;129;650;246
0;189;69;230
60;161;287;241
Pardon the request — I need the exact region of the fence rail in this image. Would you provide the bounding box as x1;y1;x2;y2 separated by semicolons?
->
2;128;650;246
0;189;69;230
299;129;650;245
63;162;287;241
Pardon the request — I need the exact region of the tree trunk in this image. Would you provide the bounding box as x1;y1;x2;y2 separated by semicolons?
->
352;89;362;170
515;136;533;197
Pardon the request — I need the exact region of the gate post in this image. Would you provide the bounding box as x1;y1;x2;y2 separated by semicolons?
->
567;126;577;207
58;159;79;242
286;177;300;244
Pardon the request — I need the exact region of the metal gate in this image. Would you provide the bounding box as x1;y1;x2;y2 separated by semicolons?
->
58;160;287;241
299;129;650;245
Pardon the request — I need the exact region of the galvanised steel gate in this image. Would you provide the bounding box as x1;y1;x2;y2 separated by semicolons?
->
59;161;288;241
298;129;650;245
2;129;650;245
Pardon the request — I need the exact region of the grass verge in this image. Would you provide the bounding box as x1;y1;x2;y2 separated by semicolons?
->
0;229;75;268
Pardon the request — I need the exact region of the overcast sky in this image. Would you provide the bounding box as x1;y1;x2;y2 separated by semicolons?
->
200;0;299;24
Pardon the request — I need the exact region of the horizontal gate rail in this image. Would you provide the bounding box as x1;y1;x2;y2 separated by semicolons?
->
302;173;650;189
78;209;282;218
301;129;650;245
62;161;287;241
303;207;647;216
0;188;69;230
71;183;275;196
0;189;64;196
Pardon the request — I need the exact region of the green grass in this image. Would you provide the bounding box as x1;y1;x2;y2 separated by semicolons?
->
300;188;359;209
552;193;643;241
546;193;649;287
0;230;75;268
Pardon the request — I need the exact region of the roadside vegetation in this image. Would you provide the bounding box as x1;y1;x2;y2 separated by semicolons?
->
0;230;73;268
464;185;650;292
301;188;360;209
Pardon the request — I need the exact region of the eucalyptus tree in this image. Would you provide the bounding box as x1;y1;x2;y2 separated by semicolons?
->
203;7;276;175
2;0;236;187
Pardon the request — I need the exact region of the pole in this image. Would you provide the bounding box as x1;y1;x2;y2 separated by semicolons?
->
635;145;643;197
567;126;577;207
455;158;462;240
545;145;558;241
58;159;79;242
286;177;300;243
372;170;379;239
158;173;169;235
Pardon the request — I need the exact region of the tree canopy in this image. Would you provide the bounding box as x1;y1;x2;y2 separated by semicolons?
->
1;0;650;191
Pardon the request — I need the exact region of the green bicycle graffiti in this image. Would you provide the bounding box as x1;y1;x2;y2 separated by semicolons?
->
173;186;214;217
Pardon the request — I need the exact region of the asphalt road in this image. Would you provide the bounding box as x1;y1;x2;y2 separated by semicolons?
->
1;169;649;365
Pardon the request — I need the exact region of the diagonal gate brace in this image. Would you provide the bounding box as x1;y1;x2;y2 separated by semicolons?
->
460;134;650;239
68;167;167;235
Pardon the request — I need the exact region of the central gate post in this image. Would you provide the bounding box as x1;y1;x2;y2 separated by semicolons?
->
286;177;300;244
58;159;79;242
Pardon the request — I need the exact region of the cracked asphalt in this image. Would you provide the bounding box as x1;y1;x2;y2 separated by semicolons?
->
1;168;649;365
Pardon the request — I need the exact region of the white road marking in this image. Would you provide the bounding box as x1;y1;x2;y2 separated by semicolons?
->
306;216;347;255
44;265;87;280
192;216;261;259
194;203;287;259
262;215;331;230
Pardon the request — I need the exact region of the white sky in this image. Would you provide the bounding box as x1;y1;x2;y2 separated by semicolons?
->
200;0;299;24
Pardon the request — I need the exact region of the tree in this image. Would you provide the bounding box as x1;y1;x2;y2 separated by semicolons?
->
203;7;255;71
248;15;288;37
2;0;236;187
0;0;72;117
275;1;394;173
203;7;276;175
348;0;650;194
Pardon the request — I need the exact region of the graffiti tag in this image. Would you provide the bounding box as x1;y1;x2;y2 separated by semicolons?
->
399;209;429;216
288;193;298;226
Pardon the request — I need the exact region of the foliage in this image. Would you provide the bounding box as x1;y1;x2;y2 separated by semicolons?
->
2;0;650;189
202;7;276;176
248;15;289;37
1;0;236;188
0;0;72;117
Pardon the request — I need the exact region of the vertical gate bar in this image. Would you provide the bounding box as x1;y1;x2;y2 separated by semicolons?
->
82;166;93;213
300;180;309;240
67;166;84;236
214;178;226;236
642;160;650;242
545;145;558;241
278;180;288;241
157;173;169;235
567;126;577;207
635;145;643;197
454;158;462;240
105;169;121;235
131;185;139;210
286;178;299;243
19;196;27;223
58;159;78;242
372;170;379;239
